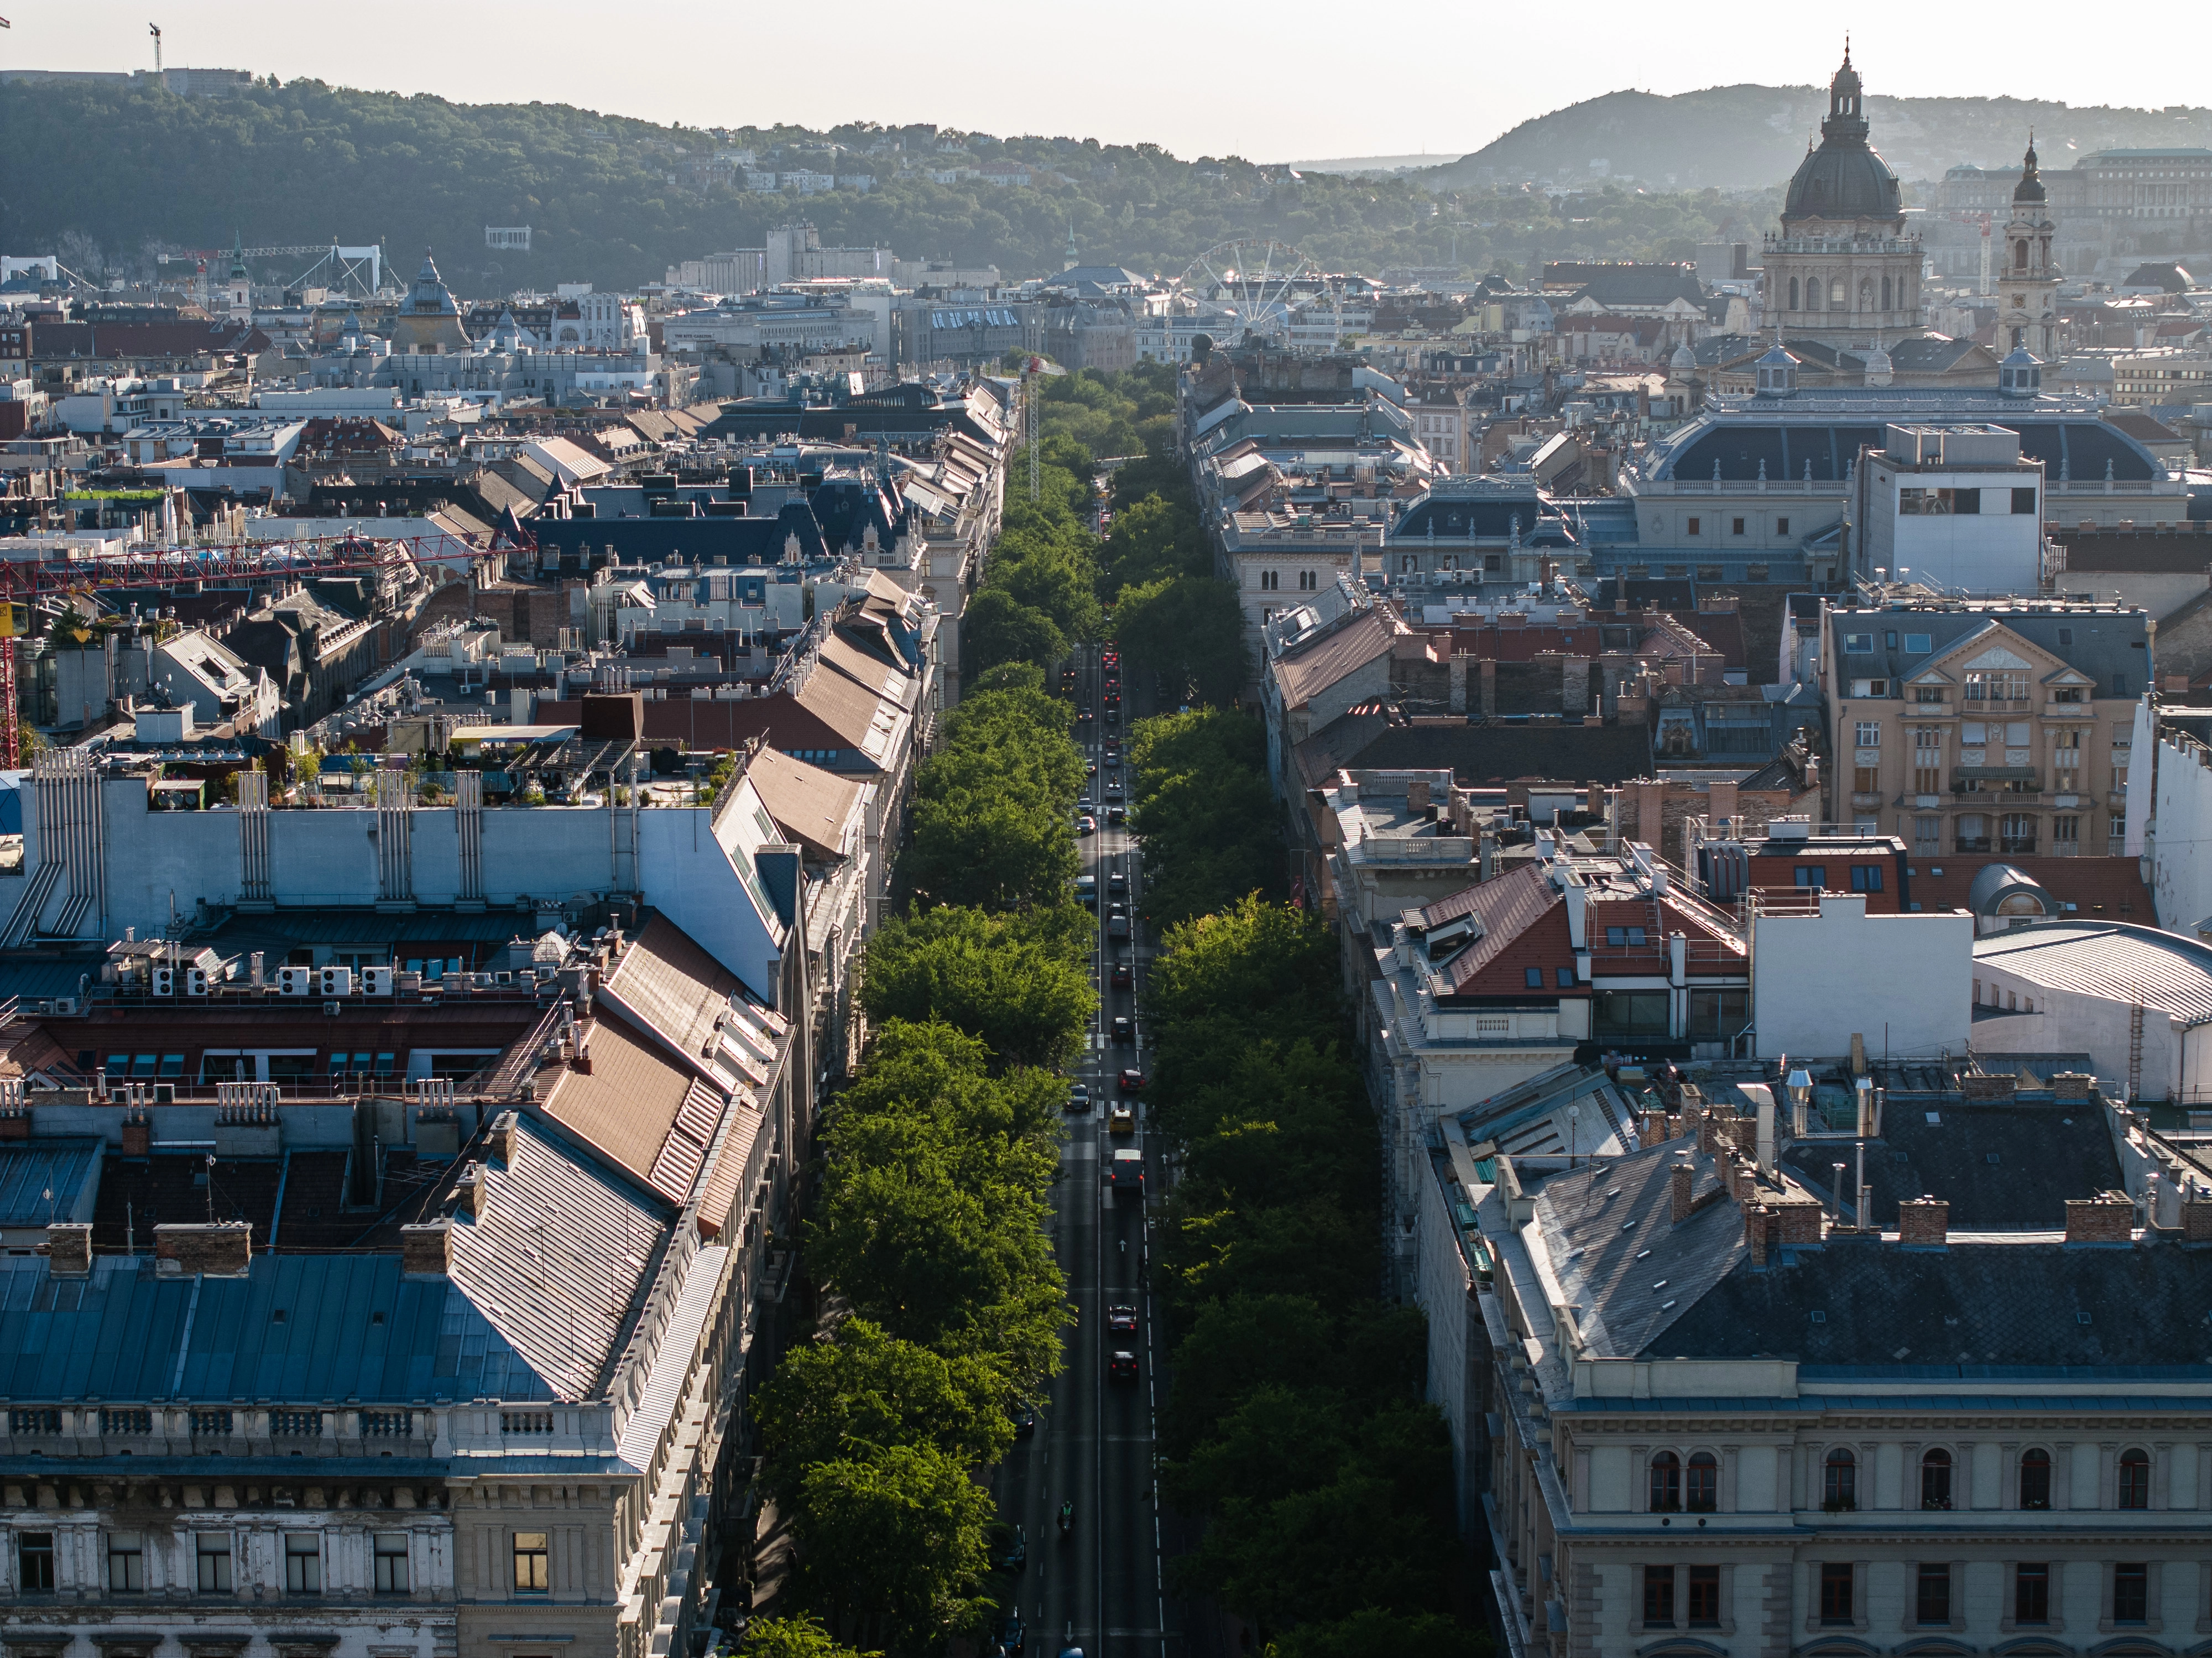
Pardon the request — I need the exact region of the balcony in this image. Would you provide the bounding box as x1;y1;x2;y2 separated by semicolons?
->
2042;699;2093;718
1850;791;1886;810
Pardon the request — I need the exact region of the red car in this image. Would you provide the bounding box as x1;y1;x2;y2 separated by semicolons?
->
1118;1067;1145;1092
1110;963;1133;988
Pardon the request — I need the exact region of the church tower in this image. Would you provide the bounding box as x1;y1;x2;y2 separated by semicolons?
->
226;233;252;324
1763;46;1924;355
1996;137;2059;359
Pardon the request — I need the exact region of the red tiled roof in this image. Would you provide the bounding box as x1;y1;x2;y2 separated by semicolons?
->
1421;864;1575;999
1907;853;2152;924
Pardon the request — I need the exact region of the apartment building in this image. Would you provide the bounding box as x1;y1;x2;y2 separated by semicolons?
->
1819;597;2147;857
1420;1057;2212;1658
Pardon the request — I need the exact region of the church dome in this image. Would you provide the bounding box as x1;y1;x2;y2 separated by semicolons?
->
1782;49;1903;224
2013;137;2047;206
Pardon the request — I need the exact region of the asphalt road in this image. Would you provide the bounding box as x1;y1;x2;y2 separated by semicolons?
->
993;642;1173;1658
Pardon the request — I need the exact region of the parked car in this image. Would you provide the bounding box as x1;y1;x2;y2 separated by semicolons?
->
1108;1102;1135;1134
990;1524;1028;1576
1013;1403;1037;1439
1110;1015;1133;1044
1119;1067;1145;1091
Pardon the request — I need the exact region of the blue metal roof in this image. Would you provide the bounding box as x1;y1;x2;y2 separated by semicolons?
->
0;1137;102;1226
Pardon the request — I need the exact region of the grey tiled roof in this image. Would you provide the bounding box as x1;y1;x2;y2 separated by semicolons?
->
1777;1101;2122;1230
1829;608;2148;700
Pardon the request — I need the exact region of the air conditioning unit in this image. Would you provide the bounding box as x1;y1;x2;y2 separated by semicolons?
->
361;966;394;995
323;1000;341;1017
48;997;77;1017
185;968;210;997
152;967;177;996
276;967;314;997
319;966;354;998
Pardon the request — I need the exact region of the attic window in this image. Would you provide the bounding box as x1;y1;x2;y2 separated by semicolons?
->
271;1310;287;1324
1809;1310;1828;1323
1605;926;1648;947
1525;968;1543;989
2077;1312;2093;1326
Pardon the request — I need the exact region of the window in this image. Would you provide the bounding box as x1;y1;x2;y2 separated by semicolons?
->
514;1531;550;1594
1298;569;1317;591
1524;968;1543;989
1595;990;1670;1039
196;1532;233;1593
1794;866;1825;889
2111;813;2127;843
2000;813;2037;854
1903;633;1932;654
108;1532;144;1592
1914;815;1940;852
1731;517;1746;535
1915;685;1947;704
285;1532;322;1594
1849;864;1884;893
2118;1447;2150;1509
1855;721;1882;748
2020;1447;2052;1509
17;1531;54;1592
1843;632;1874;654
1921;1448;1953;1510
1260;569;1278;591
1605;926;1648;946
1686;1451;1718;1511
1643;1565;1676;1626
1688;989;1749;1040
1854;766;1880;795
1648;1451;1682;1512
2012;487;2037;514
1822;1447;1856;1510
1965;669;2029;703
2015;1561;2049;1624
1789;277;1800;309
1819;1561;1854;1625
375;1533;411;1593
2114;1562;2149;1624
1749;562;1771;580
1687;1565;1720;1626
1556;967;1575;988
2053;815;2079;847
1916;1562;1951;1626
1774;519;1791;539
1681;514;1703;538
1957;814;1989;853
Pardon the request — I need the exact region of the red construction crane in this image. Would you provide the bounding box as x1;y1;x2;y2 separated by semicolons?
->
0;524;536;768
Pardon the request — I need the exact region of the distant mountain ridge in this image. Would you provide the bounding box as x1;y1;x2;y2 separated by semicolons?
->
1427;84;2212;192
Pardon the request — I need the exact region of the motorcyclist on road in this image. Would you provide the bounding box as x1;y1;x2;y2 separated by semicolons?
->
1057;1500;1074;1536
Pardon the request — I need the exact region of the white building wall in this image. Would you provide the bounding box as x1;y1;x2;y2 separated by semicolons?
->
1750;894;1972;1060
2148;726;2212;929
1966;960;2185;1099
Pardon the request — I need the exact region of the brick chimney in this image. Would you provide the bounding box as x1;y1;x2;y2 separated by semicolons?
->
1746;1203;1772;1268
488;1110;518;1167
2064;1191;2135;1245
1670;1160;1695;1224
1406;777;1432;814
121;1109;151;1157
400;1217;453;1276
45;1222;92;1278
1898;1197;1949;1248
2182;1193;2212;1243
154;1221;252;1278
1770;1198;1825;1247
455;1161;488;1221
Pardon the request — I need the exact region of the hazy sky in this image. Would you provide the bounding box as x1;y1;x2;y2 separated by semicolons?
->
10;2;2199;163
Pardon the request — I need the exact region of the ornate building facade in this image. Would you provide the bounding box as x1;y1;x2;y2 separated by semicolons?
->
1999;140;2063;359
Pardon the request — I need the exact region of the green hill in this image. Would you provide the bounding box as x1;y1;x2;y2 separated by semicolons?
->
1428;84;2212;192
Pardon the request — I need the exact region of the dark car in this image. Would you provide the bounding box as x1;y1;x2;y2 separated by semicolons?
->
1119;1067;1145;1091
1109;1351;1139;1382
1108;873;1128;898
1107;805;1126;825
999;1612;1027;1655
990;1524;1027;1575
1110;1015;1133;1044
1066;1082;1091;1113
1107;1304;1138;1335
1014;1402;1037;1438
1110;962;1133;989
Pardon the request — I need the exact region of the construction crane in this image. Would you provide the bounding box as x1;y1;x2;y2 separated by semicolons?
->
0;525;535;768
148;23;161;76
156;242;387;298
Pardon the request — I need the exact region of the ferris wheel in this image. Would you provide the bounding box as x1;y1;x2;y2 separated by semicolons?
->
1176;239;1321;340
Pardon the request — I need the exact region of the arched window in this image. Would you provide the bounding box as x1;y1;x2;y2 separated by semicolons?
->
2118;1448;2150;1509
1805;279;1821;313
1881;275;1892;311
1823;1447;1857;1510
1789;277;1800;310
1920;1448;1953;1510
2020;1447;2052;1510
2015;239;2029;268
1649;1451;1682;1513
1687;1452;1718;1512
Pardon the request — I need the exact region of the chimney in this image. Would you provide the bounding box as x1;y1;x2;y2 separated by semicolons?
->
121;1107;151;1157
153;1221;252;1278
1850;1031;1867;1076
249;951;265;988
45;1222;93;1278
1897;1197;1949;1248
2182;1191;2212;1243
455;1161;488;1221
1747;1083;1777;1176
1406;777;1432;814
1746;1203;1772;1268
2064;1191;2135;1245
1670;1160;1695;1224
488;1110;518;1167
400;1217;453;1276
1770;1198;1825;1247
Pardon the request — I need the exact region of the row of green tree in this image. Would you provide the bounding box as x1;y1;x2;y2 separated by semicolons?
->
1144;899;1490;1658
747;667;1098;1655
1124;708;1282;929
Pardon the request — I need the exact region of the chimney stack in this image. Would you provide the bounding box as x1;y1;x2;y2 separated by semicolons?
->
2182;1191;2212;1242
400;1217;454;1276
153;1221;252;1278
1746;1083;1777;1177
1898;1197;1949;1248
1746;1203;1772;1268
488;1110;518;1167
1670;1160;1695;1224
2064;1191;2135;1245
45;1222;93;1278
455;1161;488;1221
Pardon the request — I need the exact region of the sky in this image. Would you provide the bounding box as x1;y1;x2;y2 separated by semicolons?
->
8;2;2202;164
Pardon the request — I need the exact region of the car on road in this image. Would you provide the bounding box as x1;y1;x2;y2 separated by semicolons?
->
1066;1082;1090;1113
1110;962;1133;988
1108;1102;1135;1134
1108;873;1128;898
999;1612;1026;1656
1107;1304;1138;1335
1104;780;1123;801
1109;1146;1145;1199
1119;1067;1145;1091
1086;759;1096;775
1107;913;1129;940
1109;1351;1139;1382
1107;805;1126;825
1110;1015;1133;1044
1013;1402;1037;1438
1077;815;1096;835
990;1524;1027;1576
